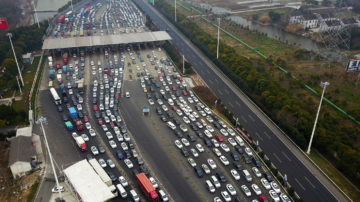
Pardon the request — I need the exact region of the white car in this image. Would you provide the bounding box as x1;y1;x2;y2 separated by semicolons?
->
192;112;199;118
157;99;163;105
121;142;128;150
106;110;112;117
91;146;99;155
165;86;170;91
119;176;128;187
218;121;227;128
102;124;108;131
211;139;219;147
104;116;110;123
207;158;217;169
106;132;113;139
245;147;253;156
271;181;281;194
89;129;96;136
220;129;228;136
148;99;154;105
188;158;196;167
179;124;188;132
81;134;89;141
78;97;83;103
252;167;262;178
214;197;222;202
193;97;199;102
117;134;123;142
195;122;203;129
124;159;133;168
176;109;183;116
175;140;183;148
280;193;291;202
206;116;214;123
213;148;222;156
220;143;230;152
206;125;214;132
198;103;205;108
204;130;213;138
181;138;190;146
190;148;199;157
123;133;130;141
51;186;65;193
183;116;190;124
230;169;240;180
241;185;251;197
110;115;116;122
85;122;91;130
99;104;104;111
160;89;165;94
251;184;262;195
69;89;73;94
162;105;168;111
204;107;212;114
221;191;231;202
188;114;196;122
188;97;194;103
269;190;280;202
202;164;211;174
226;184;236;195
261;178;271;190
107;159;115;168
219;156;229;165
199;111;206;117
196;144;204;152
114;127;120;135
109;140;117;148
149;177;158;188
228;138;237;146
98;158;107;168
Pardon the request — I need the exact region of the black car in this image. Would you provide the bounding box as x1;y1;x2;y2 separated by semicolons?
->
76;93;81;99
213;122;221;130
189;124;198;131
63;97;69;103
72;100;77;105
150;87;155;92
175;92;180;97
187;133;196;142
252;157;261;168
235;145;244;154
128;140;134;149
195;131;204;139
62;115;68;121
101;111;106;118
95;111;101;118
155;83;160;88
173;119;181;125
156;107;162;115
98;145;105;153
263;172;273;182
66;103;71;109
194;166;203;178
82;109;88;116
136;156;144;165
125;151;132;159
174;130;183;137
203;138;212;147
242;154;251;164
216;172;227;183
140;165;149;175
137;72;141;77
180;148;189;157
194;105;201;111
211;114;219;121
234;196;244;202
154;93;160;99
160;116;167;122
166;112;174;119
58;106;63;112
78;111;84;118
230;151;239;161
162;94;168;100
146;93;152;98
107;171;116;181
233;162;243;170
86;154;93;161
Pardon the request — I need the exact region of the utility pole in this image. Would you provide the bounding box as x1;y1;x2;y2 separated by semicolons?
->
175;0;177;22
16;76;22;95
217;18;220;59
6;33;24;86
33;6;40;28
307;81;329;155
183;54;185;75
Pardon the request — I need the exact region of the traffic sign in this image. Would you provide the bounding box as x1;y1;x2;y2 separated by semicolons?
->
347;60;360;72
0;18;9;30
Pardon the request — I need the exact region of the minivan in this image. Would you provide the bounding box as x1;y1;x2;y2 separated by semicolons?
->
167;121;176;130
235;136;245;146
129;190;139;202
116;184;127;198
205;180;215;193
242;169;252;182
210;176;221;188
158;190;169;201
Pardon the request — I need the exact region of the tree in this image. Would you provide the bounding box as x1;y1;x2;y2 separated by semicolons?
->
6;46;23;61
252;14;259;20
268;11;281;23
0;120;5;128
1;59;17;75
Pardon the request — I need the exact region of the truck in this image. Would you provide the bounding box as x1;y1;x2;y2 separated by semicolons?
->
81;11;85;16
78;79;84;94
50;87;62;105
88;159;112;186
80;30;84;37
55;61;61;69
54;31;58;37
65;18;69;24
65;121;74;130
69;16;74;22
65;11;72;18
135;171;159;201
61;31;65;37
48;56;53;68
86;7;90;14
62;53;68;64
57;74;62;84
69;107;84;131
62;65;67;73
75;136;87;151
80;48;85;58
58;15;65;23
49;69;55;80
87;29;91;36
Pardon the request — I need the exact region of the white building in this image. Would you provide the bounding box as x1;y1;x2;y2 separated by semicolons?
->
341;17;359;27
317;13;336;23
319;20;342;31
300;14;319;29
288;11;303;24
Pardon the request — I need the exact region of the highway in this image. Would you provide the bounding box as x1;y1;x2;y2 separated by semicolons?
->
133;0;346;201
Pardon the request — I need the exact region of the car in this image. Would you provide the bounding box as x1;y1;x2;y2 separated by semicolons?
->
206;125;215;132
179;124;188;132
201;164;211;174
213;148;222;156
196;144;204;152
119;176;128;187
149;177;158;188
57;105;63;112
227;128;235;136
252;167;262;178
188;114;196;122
107;159;115;168
181;138;190;146
225;184;236;196
62;115;68;121
109;122;115;128
204;130;213;138
174;130;182;137
213;122;221;130
175;140;183;148
242;154;251;164
140;165;150;175
241;185;251;197
195;122;203;129
211;139;219;147
181;148;189;157
98;158;107;168
206;116;214;123
252;157;261;168
51;186;65;193
183;116;190;124
162;105;168;112
98;118;104;125
176;109;183;116
190;148;199;157
102;124;108;131
270;181;281;193
221;191;231;202
148;99;154;105
91;146;99;155
220;156;229;165
245;147;253;156
124;159;133;168
214;197;222;202
188;158;196;167
235;146;244;154
81;134;89;141
230;169;240;180
121;142;128;150
216;172;226;182
85;122;91;130
220;143;230;152
261;178;271;190
89;129;96;137
280;193;290;202
93;105;98;111
220;129;228;136
215;134;224;142
207;158;217;169
263;172;273;182
269;190;280;202
114;127;121;135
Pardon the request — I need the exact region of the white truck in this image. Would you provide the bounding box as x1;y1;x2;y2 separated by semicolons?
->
48;56;53;68
75;136;87;151
57;74;62;84
88;159;112;186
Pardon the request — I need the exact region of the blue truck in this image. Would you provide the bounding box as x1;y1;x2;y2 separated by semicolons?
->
62;65;67;73
81;57;85;63
54;31;58;37
69;107;84;130
60;84;65;90
65;121;74;130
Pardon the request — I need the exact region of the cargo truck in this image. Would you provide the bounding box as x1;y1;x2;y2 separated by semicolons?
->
78;80;84;94
62;65;67;73
49;69;55;80
65;11;72;17
69;107;84;130
65;121;74;130
58;15;65;23
88;159;112;186
62;53;68;64
55;61;61;69
75;136;87;151
57;74;63;84
80;48;85;58
50;87;62;105
134;170;159;201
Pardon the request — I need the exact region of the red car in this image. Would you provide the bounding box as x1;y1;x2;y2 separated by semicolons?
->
182;90;187;96
178;76;183;81
215;134;224;142
171;105;178;111
115;93;120;99
84;116;89;122
172;86;177;91
109;122;115;128
98;118;103;125
158;73;162;78
93;105;98;111
259;195;268;202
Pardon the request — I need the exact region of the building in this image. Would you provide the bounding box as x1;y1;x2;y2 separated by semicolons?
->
22;52;34;64
16;126;32;137
319;20;342;31
318;13;336;23
301;14;319;29
341;17;359;27
8;136;37;178
287;11;303;24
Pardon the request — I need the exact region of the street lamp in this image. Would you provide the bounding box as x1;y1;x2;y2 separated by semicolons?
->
182;54;185;75
217;18;220;59
36;117;63;199
16;76;22;95
6;33;24;86
175;0;177;22
306;81;329;155
33;6;40;28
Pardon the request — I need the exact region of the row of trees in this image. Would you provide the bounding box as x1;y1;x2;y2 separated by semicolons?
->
155;0;360;188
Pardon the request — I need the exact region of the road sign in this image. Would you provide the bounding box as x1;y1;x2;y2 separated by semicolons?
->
347;60;360;72
0;18;8;30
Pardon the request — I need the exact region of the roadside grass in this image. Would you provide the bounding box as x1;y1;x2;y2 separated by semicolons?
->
26;181;39;202
309;151;360;202
30;57;46;111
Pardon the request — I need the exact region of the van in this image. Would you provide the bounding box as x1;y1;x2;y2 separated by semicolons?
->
235;136;245;146
242;169;252;182
210;176;221;188
167;121;176;130
205;180;215;193
158;190;169;201
129;190;139;202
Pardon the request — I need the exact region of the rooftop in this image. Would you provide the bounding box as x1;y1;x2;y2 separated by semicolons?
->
302;14;318;21
289;11;302;17
8;136;36;167
16;126;32;137
42;31;172;50
342;17;358;24
325;20;341;27
320;13;335;19
22;53;32;58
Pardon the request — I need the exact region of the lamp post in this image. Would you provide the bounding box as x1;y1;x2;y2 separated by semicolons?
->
16;76;22;95
217;18;220;59
183;54;185;75
306;81;329;155
175;0;177;22
36;117;62;199
33;6;40;28
6;33;24;86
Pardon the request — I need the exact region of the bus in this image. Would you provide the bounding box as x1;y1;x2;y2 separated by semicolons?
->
50;87;62;105
48;81;53;88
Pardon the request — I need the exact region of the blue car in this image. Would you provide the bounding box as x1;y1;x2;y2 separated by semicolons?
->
116;150;124;159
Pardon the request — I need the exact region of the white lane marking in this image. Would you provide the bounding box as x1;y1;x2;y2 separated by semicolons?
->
228;102;233;108
192;55;195;58
187;48;190;51
209;80;213;84
224;89;229;94
255;132;263;141
241;116;247;123
273;153;282;163
207;70;210;74
236;101;241;106
199;62;203;65
282;151;291;161
305;177;315;188
194;63;197;66
248;115;254;121
215;79;219;83
201;70;205;74
218;90;223;95
264;132;271;139
295;178;306;190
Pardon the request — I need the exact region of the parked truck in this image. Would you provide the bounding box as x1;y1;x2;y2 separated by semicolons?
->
49;69;55;80
55;61;61;69
80;48;85;58
69;107;84;130
65;121;74;130
75;136;87;151
48;56;53;68
78;79;84;94
62;65;67;73
134;170;159;201
57;74;62;84
62;53;68;64
58;15;65;23
88;159;112;186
